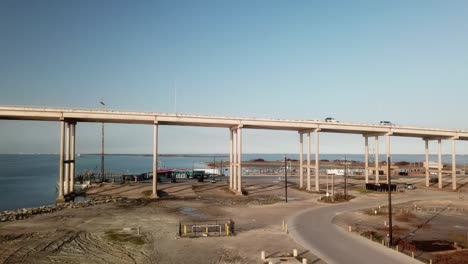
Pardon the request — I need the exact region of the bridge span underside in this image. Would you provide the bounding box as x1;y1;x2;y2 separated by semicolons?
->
1;106;466;201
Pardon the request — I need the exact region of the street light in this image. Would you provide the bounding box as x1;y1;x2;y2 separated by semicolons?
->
100;99;105;182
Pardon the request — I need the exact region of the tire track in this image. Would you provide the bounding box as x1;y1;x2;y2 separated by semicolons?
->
0;230;152;264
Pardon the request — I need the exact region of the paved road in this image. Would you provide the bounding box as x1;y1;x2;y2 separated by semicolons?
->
288;190;455;264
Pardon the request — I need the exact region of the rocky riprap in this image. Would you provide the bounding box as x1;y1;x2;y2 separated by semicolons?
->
0;196;125;223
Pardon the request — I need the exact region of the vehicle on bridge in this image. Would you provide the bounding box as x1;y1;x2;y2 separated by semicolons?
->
325;117;338;123
379;120;395;126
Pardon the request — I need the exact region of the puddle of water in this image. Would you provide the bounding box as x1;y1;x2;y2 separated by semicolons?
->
178;207;207;219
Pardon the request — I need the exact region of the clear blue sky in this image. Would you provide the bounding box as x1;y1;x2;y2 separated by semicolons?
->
1;0;468;154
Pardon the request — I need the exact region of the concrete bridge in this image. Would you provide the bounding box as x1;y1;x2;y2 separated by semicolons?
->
1;106;466;202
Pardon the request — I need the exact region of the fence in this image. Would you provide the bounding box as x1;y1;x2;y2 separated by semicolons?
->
365;183;396;192
179;219;234;237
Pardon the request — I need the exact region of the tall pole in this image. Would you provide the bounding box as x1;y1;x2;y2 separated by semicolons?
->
344;156;347;201
284;155;288;203
387;156;393;246
331;172;335;202
100;99;105;182
213;156;216;175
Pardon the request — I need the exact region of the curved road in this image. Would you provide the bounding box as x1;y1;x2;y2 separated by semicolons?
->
288;190;455;264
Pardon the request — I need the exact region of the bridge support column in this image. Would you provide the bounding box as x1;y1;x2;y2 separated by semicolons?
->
237;126;243;194
299;132;304;189
229;128;234;190
386;134;391;182
315;129;320;192
151;122;159;199
69;122;76;194
57;120;65;203
306;132;311;191
375;136;379;184
438;139;442;189
452;139;457;190
425;139;429;187
64;122;70;195
232;128;237;191
364;136;369;183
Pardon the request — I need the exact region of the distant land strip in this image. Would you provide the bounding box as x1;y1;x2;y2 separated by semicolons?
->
83;153;230;158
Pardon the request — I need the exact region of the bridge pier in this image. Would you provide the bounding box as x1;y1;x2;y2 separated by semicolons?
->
237;126;243;194
57;120;66;203
299;132;303;189
229;126;242;194
69;122;76;194
364;136;369;183
231;128;237;191
452;138;457;190
151;121;159;198
438;139;442;188
386;133;391;182
229;129;234;190
375;136;379;184
306;131;311;191
424;137;458;190
64;122;70;195
56;120;77;203
315;129;320;192
425;139;429;187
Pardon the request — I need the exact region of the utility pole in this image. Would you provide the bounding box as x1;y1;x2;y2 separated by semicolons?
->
284;155;288;203
213;156;216;175
331;172;335;202
220;160;223;176
326;172;329;197
387;156;393;246
344;156;348;201
100;99;105;182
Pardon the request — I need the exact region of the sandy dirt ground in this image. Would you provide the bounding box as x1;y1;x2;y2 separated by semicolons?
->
333;194;468;263
2;172;467;264
0;179;326;264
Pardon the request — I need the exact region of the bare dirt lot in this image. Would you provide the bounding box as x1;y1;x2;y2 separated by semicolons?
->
334;197;468;264
0;179;326;264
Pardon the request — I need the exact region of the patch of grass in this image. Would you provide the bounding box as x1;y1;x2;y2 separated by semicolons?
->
361;230;383;242
358;188;375;194
141;190;152;197
395;212;417;222
319;194;355;203
104;230;145;246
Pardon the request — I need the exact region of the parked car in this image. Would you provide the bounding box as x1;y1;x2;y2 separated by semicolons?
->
379;121;394;126
325;117;338;123
429;178;438;183
405;183;416;190
210;179;217;183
